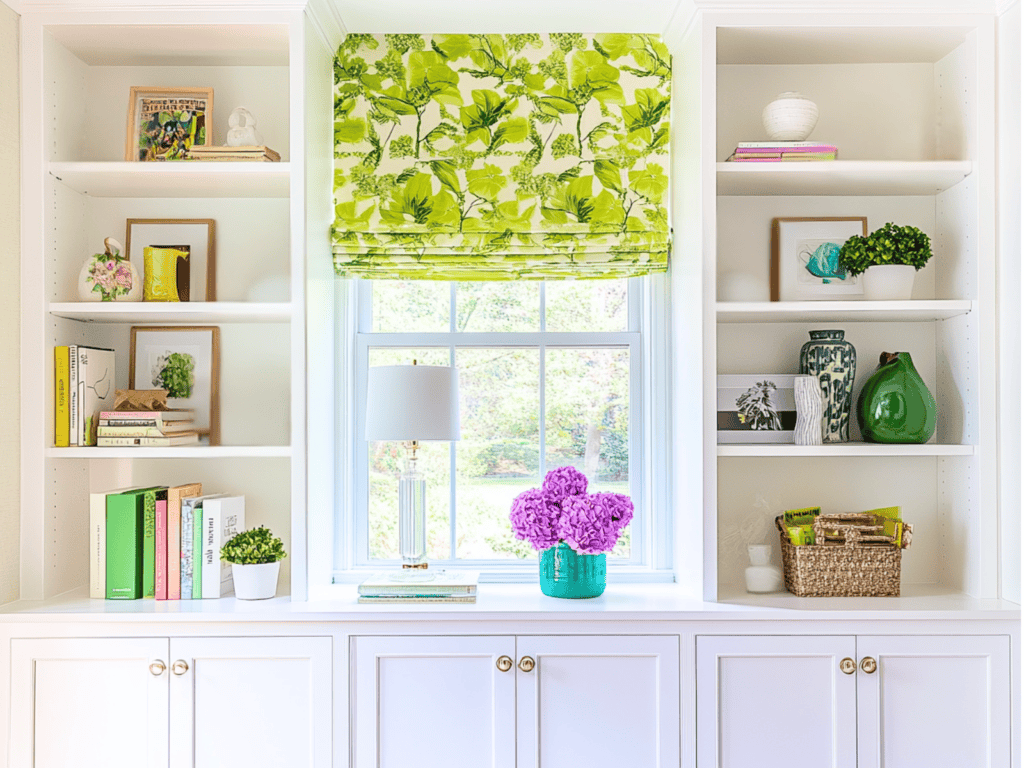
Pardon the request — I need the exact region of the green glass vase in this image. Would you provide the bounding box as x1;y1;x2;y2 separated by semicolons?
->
539;542;606;599
858;352;936;443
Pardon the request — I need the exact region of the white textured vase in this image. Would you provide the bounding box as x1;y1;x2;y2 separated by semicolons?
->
862;264;917;301
762;92;819;141
794;375;824;446
745;544;783;593
232;561;281;600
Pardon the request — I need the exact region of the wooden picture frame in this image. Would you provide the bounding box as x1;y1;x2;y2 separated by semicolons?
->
126;86;214;162
770;217;868;301
130;326;220;445
126;219;216;301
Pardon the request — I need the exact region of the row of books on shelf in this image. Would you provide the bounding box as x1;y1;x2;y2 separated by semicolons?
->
54;346;199;447
357;570;479;604
92;483;244;600
725;140;838;162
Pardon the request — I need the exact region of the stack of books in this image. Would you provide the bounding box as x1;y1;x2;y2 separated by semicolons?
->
186;145;281;162
725;141;838;162
358;571;479;604
54;345;116;447
91;483;245;600
97;409;199;447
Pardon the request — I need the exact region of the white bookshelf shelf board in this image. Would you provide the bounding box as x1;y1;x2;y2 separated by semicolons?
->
45;446;293;459
49;162;291;199
717;443;976;458
716;300;974;324
48;302;293;324
716;161;973;196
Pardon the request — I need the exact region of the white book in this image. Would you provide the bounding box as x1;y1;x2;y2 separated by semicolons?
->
358;570;480;596
180;494;226;600
89;485;146;599
77;347;116;446
200;495;245;599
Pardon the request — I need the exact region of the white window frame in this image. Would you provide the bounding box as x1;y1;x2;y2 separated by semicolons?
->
332;274;673;583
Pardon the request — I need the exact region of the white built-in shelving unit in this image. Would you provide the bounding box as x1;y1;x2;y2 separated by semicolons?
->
19;6;337;603
676;12;1008;609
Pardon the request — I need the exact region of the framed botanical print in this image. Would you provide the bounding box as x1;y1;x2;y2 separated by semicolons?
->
771;217;868;301
126;87;214;162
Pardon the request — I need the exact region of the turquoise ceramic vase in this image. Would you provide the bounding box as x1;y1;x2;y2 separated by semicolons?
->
858;352;936;443
799;330;857;443
539;542;606;599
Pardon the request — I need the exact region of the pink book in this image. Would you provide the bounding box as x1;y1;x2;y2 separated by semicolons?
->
155;498;168;600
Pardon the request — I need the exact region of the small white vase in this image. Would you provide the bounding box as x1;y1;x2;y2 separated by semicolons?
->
745;544;783;594
862;264;917;301
232;561;281;600
762;92;819;141
794;375;824;446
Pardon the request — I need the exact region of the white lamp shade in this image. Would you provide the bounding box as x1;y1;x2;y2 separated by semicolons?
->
365;365;460;441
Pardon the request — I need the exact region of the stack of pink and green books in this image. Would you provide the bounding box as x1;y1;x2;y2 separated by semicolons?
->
726;141;838;162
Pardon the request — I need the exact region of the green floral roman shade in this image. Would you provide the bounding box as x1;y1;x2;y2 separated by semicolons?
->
332;33;671;280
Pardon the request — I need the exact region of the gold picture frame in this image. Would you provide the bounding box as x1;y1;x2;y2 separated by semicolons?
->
126;218;217;302
129;326;220;445
125;86;214;162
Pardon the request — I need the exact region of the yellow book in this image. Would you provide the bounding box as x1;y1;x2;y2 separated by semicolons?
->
54;346;70;447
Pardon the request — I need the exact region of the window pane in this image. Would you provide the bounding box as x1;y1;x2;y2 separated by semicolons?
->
545;348;630;557
367;347;452;560
455;348;541;560
372;282;450;332
545;280;628;332
456;282;540;332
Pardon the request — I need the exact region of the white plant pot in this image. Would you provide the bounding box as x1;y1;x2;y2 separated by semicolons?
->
861;264;917;301
762;92;819;141
232;561;281;600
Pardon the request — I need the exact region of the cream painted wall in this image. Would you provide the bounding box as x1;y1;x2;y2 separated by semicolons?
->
0;2;19;605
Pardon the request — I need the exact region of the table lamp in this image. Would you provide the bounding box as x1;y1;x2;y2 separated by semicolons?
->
365;362;460;578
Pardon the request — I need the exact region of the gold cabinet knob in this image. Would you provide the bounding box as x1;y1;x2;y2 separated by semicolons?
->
860;657;877;674
496;655;513;672
518;656;535;673
171;659;190;676
149;660;166;677
839;657;856;675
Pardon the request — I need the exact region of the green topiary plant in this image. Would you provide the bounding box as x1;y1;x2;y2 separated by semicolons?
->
838;222;933;277
220;526;287;565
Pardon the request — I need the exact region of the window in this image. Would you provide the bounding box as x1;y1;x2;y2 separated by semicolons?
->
339;276;670;578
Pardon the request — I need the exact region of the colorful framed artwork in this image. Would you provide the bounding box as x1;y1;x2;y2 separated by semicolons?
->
717;374;797;444
126;219;216;302
125;86;214;162
130;326;220;445
770;217;868;301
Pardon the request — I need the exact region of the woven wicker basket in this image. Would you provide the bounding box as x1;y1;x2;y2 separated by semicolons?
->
775;514;913;597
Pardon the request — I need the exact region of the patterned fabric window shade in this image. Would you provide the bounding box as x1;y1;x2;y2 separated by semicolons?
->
332;34;671;280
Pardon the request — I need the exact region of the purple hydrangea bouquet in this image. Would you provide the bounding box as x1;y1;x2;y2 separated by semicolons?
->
510;466;633;598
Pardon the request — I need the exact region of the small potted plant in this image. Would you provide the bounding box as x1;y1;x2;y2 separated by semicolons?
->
509;466;633;599
220;526;287;600
838;222;933;301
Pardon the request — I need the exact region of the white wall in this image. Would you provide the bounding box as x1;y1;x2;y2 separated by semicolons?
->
0;1;19;605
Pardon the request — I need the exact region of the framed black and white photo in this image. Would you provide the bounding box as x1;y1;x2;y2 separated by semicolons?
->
771;217;868;301
717;374;797;444
130;326;220;445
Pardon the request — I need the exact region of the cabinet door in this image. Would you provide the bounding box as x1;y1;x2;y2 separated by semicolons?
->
9;637;170;768
515;635;680;768
857;635;1011;768
168;636;332;768
351;635;516;768
697;635;857;768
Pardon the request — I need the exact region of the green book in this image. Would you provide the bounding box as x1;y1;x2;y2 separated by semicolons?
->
106;487;157;600
192;504;204;599
142;488;167;598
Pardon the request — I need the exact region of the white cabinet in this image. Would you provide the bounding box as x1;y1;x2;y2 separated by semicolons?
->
351;634;680;768
9;635;332;768
697;634;1012;768
9;638;169;768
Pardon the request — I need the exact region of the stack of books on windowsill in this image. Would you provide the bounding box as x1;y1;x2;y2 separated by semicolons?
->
96;409;199;447
186;145;281;162
725;141;838;162
358;570;480;604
